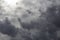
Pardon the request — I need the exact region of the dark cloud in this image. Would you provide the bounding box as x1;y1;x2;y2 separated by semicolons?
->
46;5;60;40
0;18;18;37
17;5;60;40
47;5;60;28
0;0;60;40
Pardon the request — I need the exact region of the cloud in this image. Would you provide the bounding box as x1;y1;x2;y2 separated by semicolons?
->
0;18;18;37
0;33;11;40
0;0;59;40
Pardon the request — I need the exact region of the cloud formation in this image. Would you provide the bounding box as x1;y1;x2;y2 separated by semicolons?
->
0;0;60;40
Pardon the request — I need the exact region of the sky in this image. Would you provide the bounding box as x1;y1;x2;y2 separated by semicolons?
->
0;0;60;40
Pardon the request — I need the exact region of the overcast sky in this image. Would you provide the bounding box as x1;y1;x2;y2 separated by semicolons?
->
0;0;60;40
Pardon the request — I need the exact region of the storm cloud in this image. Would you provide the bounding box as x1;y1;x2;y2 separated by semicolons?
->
0;0;60;40
0;18;18;37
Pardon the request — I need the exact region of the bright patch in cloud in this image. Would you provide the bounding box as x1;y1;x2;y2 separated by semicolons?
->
4;0;18;6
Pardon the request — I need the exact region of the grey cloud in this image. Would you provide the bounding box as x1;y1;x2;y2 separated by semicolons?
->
0;0;60;40
0;18;18;37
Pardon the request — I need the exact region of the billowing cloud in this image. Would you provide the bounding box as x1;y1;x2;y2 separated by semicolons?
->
0;0;60;40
